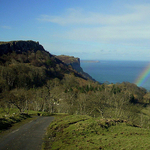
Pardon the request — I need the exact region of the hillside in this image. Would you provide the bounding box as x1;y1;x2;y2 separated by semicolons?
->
0;41;93;80
0;40;89;81
0;40;97;113
43;115;150;150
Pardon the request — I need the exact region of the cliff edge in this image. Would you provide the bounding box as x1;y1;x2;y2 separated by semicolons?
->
56;55;96;81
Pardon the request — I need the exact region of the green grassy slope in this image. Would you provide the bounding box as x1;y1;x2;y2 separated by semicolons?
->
43;115;150;150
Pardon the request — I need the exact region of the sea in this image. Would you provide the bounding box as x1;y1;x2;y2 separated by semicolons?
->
80;60;150;91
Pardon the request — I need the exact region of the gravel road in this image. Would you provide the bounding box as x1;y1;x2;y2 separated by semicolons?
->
0;116;54;150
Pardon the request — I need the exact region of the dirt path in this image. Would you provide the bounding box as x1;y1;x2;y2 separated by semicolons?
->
0;116;54;150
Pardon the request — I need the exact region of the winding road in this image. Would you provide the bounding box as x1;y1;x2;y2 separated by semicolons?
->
0;116;54;150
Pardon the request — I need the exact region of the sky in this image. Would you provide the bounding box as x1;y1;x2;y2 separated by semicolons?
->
1;0;150;61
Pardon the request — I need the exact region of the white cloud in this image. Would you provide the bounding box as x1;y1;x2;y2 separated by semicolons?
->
38;4;150;46
38;4;150;26
55;25;150;47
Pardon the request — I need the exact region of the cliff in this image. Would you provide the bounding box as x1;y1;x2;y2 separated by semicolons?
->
0;40;45;56
56;55;96;81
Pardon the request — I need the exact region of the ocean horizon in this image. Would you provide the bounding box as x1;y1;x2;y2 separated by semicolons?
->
81;60;150;91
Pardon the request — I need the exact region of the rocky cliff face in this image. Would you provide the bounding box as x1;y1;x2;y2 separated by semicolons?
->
56;55;96;81
0;40;45;56
56;55;83;72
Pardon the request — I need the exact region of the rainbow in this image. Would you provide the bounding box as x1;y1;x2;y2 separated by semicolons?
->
135;63;150;87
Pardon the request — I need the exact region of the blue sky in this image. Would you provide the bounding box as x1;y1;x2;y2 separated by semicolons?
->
1;0;150;61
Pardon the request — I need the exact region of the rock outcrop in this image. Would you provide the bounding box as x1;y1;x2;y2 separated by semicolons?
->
0;40;45;56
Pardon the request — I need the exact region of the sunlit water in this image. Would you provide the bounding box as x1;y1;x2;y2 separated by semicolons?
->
81;60;150;91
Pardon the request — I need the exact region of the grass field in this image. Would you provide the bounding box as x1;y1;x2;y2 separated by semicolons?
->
43;115;150;150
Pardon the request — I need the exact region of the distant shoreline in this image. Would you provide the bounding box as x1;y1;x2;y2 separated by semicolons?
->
81;60;100;63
